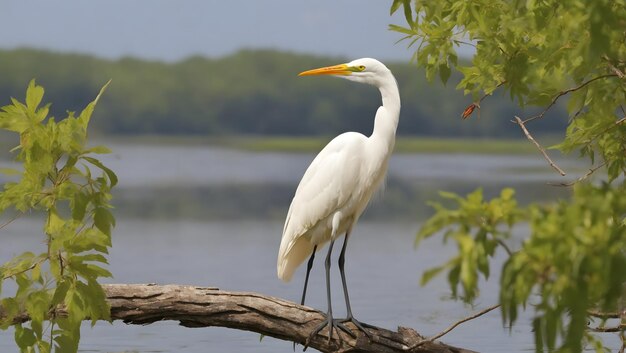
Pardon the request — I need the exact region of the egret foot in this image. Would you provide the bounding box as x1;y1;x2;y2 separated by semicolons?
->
338;316;375;340
303;315;356;351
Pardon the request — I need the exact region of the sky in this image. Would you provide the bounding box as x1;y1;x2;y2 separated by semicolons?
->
0;1;415;63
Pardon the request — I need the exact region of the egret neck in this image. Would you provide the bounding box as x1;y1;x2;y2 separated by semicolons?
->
370;72;401;157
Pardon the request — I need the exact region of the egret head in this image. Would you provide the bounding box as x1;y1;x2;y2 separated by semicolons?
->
298;58;392;87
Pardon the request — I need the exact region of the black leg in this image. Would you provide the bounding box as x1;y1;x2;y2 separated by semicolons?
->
338;232;373;339
304;239;354;349
300;245;317;306
319;239;335;340
294;245;316;351
338;233;352;316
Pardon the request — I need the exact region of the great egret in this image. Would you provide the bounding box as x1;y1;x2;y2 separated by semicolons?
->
277;58;400;344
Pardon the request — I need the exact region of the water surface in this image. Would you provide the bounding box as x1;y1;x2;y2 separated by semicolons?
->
1;143;617;352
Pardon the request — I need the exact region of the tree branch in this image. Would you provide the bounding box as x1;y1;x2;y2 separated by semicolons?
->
0;283;476;353
588;323;626;333
513;116;566;176
522;74;618;124
587;309;625;319
603;56;625;79
408;304;501;350
547;162;606;187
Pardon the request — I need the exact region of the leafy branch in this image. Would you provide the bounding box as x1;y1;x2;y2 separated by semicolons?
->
390;2;626;351
0;80;116;353
521;74;619;124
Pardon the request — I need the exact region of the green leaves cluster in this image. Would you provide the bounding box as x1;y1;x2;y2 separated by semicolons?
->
0;80;115;353
501;183;626;352
418;188;520;302
390;0;626;351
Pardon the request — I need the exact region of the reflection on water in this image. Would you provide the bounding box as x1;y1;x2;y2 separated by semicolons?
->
2;143;618;352
92;142;582;220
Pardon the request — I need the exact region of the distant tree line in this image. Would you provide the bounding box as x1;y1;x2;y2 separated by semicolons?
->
0;48;566;137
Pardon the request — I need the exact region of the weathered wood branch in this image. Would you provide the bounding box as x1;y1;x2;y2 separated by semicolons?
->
2;283;476;353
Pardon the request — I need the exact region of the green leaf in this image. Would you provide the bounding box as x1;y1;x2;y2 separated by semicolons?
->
438;63;451;85
25;79;44;116
78;80;110;128
390;0;405;15
71;191;89;221
388;24;415;36
82;156;118;187
0;168;20;175
15;325;37;348
421;265;447;286
51;280;71;306
94;207;115;236
86;145;112;154
402;0;414;27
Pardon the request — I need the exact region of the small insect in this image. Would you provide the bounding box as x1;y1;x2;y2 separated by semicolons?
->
461;102;480;120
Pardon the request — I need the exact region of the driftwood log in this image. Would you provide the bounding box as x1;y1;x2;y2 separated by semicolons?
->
4;284;477;353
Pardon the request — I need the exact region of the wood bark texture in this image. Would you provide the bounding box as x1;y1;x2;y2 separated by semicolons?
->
102;284;475;353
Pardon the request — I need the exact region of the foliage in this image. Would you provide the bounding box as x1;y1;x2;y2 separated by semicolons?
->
417;188;521;302
501;183;626;352
0;48;566;139
0;80;115;352
390;0;626;351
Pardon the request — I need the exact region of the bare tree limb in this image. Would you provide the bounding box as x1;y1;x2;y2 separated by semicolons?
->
547;162;606;187
0;211;24;231
513;116;566;176
408;304;501;350
587;309;625;319
588;324;626;333
0;283;477;353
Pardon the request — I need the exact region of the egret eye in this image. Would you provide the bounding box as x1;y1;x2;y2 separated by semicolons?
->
358;65;366;71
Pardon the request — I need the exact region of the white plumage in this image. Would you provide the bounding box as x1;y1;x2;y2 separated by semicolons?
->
277;58;401;281
276;58;401;343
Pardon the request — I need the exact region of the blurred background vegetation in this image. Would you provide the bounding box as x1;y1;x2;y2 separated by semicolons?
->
0;48;566;139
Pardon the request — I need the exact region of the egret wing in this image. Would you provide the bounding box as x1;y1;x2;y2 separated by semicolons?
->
278;132;365;281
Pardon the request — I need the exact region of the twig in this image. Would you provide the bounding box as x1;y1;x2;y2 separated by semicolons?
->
407;304;501;350
461;81;506;120
603;56;625;79
0;212;24;231
581;116;626;148
479;81;506;103
547;161;606;187
513;116;566;176
568;88;589;123
496;239;513;256
452;40;477;48
522;74;618;124
588;323;626;333
587;309;624;319
1;256;48;280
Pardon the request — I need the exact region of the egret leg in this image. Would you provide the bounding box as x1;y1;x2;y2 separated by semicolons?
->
338;232;374;339
304;240;353;350
294;245;316;351
300;245;317;306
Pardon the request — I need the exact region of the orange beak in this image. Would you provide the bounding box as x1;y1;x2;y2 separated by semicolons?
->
298;64;351;76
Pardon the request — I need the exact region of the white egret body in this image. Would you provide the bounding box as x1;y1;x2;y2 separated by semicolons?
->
277;58;400;343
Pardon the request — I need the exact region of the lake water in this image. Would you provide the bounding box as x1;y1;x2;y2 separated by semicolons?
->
0;142;619;352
